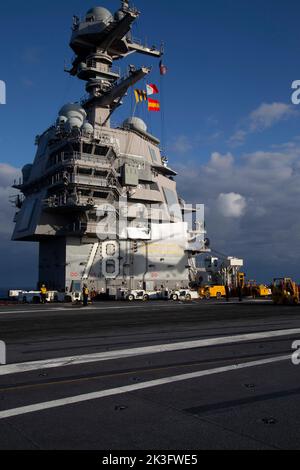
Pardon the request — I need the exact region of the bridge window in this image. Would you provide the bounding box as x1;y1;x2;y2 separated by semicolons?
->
149;146;160;164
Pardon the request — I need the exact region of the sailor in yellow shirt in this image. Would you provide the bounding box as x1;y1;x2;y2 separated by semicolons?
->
40;284;47;304
82;285;89;307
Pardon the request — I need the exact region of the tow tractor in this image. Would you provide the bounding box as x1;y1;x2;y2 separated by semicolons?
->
169;290;199;301
19;291;47;304
198;285;226;300
123;290;169;302
19;290;68;303
272;278;299;305
66;281;83;303
122;289;198;302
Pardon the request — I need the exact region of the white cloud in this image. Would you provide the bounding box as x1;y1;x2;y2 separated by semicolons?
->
0;229;38;287
169;128;223;154
0;163;38;288
228;102;297;147
249;102;295;131
217;192;246;218
0;164;20;236
207;152;234;172
0;163;20;188
228;130;247;147
175;144;300;281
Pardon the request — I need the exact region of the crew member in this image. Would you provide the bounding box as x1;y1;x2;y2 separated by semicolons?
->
40;284;47;304
238;283;243;302
225;284;230;302
82;284;89;307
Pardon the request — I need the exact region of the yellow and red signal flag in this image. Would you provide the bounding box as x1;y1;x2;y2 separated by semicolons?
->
146;84;159;96
148;98;160;112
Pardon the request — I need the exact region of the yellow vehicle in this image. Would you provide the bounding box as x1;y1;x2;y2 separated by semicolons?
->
243;280;271;298
256;284;272;297
199;285;226;300
245;281;271;298
272;278;299;305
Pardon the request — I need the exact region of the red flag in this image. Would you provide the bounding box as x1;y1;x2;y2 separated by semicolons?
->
146;84;159;96
148;98;160;112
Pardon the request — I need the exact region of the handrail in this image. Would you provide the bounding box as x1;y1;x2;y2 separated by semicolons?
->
52;152;111;166
82;60;120;77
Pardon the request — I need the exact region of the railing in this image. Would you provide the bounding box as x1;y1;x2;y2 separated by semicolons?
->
13;178;23;187
74;152;111;165
82;61;120;77
73;3;139;26
57;221;88;235
50;152;111;167
43;195;94;210
85;222;99;234
73;175;109;187
49;172;110;188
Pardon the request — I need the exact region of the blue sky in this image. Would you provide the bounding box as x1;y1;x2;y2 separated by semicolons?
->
1;0;300;287
1;0;299;164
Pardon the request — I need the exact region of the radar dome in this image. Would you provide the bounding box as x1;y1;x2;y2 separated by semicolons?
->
59;103;87;119
82;122;94;136
85;7;113;25
56;115;67;127
59;103;87;130
123;117;147;133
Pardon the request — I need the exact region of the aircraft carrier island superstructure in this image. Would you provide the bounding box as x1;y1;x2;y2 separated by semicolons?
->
12;1;207;297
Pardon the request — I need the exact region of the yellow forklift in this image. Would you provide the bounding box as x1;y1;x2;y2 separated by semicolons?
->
272;278;299;305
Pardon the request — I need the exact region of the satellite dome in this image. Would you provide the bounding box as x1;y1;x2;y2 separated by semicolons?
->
123;117;147;133
56;115;67;127
65;119;81;132
59;103;86;119
85;7;113;24
82;121;94;136
59;103;87;131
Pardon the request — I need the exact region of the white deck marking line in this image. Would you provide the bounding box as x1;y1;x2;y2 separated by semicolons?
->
0;299;273;315
0;303;196;315
0;308;64;315
0;354;291;420
0;328;299;377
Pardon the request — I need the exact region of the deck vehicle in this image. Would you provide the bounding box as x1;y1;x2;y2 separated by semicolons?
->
272;278;299;305
199;285;226;300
